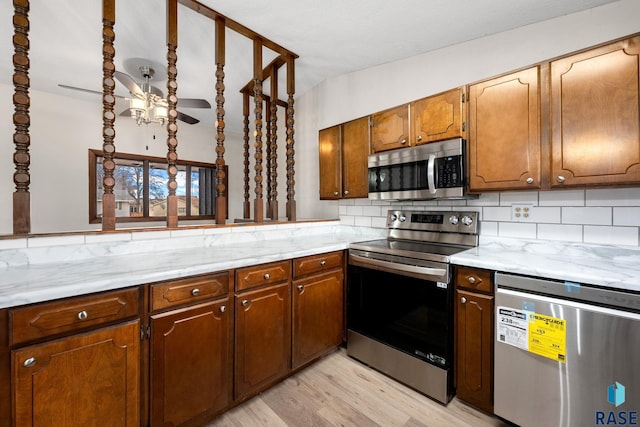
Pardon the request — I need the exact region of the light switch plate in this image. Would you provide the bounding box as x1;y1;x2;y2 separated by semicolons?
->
511;204;535;222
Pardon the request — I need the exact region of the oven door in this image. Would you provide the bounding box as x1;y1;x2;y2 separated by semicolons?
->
347;251;453;368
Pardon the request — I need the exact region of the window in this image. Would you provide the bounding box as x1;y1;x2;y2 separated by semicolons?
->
89;150;227;223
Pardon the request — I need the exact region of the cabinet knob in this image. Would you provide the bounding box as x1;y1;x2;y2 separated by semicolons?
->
343;190;349;195
241;299;250;307
23;357;37;368
467;276;476;284
219;305;226;313
526;177;534;184
320;260;327;266
333;191;339;196
191;288;200;296
460;297;467;304
556;175;566;183
264;273;271;280
401;139;407;145
77;310;88;321
417;135;422;142
297;285;304;292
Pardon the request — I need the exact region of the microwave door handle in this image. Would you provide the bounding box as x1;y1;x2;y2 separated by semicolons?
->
427;153;436;194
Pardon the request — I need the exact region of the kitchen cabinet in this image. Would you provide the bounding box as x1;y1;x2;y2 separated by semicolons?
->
371;87;465;153
234;261;291;400
149;273;232;427
292;251;344;370
468;67;541;191
319;116;370;199
9;288;141;427
454;266;494;414
550;35;640;187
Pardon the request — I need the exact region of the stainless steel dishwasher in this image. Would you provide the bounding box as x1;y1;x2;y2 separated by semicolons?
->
494;272;640;427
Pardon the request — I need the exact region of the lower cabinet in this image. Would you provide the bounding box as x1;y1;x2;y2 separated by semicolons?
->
12;320;141;427
454;267;495;414
150;298;232;427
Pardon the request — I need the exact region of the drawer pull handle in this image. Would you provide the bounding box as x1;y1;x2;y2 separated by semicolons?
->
320;260;327;266
241;299;250;307
264;273;271;280
191;288;200;296
77;310;88;320
467;277;476;284
23;357;37;368
297;285;304;292
461;297;467;304
220;305;226;313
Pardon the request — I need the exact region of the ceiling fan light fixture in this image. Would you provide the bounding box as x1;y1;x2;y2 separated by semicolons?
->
151;105;168;124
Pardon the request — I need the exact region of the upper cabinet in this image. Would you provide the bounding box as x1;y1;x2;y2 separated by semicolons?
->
372;88;465;153
468;67;541;191
550;35;640;187
319;116;370;200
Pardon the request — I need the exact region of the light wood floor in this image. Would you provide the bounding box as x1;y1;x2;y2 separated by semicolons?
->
208;349;512;427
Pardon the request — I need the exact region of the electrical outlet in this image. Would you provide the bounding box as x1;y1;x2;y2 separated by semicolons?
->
511;204;535;222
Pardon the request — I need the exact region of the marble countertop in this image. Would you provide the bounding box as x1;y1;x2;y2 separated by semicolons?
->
451;237;640;292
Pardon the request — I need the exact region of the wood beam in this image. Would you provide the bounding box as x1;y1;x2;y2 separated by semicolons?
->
269;64;279;221
166;0;179;228
101;0;117;231
215;17;227;224
240;56;288;107
242;93;251;219
286;55;296;221
253;39;264;223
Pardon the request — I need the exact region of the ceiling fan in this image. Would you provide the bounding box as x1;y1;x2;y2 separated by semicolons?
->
58;63;211;125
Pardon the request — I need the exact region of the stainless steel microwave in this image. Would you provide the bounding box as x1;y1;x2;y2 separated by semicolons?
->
368;137;472;201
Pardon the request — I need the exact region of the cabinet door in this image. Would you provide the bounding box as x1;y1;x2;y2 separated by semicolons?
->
341;117;370;199
235;282;290;399
412;88;464;145
371;105;410;152
150;299;231;427
12;320;140;427
292;269;344;369
468;67;541;191
550;35;640;187
319;125;342;199
455;289;494;414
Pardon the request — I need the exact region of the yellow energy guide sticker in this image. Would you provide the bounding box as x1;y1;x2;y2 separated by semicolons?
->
527;312;566;363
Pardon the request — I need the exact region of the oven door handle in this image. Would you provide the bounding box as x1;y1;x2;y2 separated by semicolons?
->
349;253;447;279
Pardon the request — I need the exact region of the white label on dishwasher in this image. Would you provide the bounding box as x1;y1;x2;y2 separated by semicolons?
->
497;306;529;351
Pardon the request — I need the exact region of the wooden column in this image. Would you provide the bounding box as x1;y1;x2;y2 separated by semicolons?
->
12;0;31;234
101;0;117;231
242;92;251;219
269;65;279;221
253;40;264;222
166;0;179;228
285;56;296;221
265;95;272;218
214;17;227;224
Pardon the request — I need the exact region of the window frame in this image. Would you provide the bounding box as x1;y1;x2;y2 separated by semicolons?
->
89;149;228;224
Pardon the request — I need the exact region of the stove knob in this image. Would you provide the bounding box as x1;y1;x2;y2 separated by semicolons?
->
399;214;407;222
390;214;398;222
461;215;474;226
449;215;459;225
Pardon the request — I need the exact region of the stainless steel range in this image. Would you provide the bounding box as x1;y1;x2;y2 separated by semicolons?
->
347;209;479;404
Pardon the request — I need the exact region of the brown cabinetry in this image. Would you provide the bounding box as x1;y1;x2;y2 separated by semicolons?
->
234;263;291;399
372;88;465;153
550;35;640;187
292;251;344;369
319;116;370;199
149;272;232;427
9;289;141;427
454;266;494;414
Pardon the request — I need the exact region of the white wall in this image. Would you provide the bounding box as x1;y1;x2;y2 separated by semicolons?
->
294;0;640;246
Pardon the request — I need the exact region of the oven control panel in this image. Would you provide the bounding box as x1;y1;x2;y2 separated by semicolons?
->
387;210;478;234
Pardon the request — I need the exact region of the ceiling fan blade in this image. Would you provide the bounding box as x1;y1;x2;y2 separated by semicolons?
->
58;84;125;98
177;111;200;125
114;71;144;97
178;98;211;109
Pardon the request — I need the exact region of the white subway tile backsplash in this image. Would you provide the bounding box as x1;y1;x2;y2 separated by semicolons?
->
532;207;561;224
537;224;583;243
500;191;539;206
586;188;640;206
483;206;512;222
340;215;355;226
371;216;388;228
613;207;640;226
498;222;537;239
539;190;585;206
467;193;499;206
338;205;348;215
354;216;372;227
562;207;611;225
362;205;382;217
584;226;639;246
346;205;364;216
479;221;498;236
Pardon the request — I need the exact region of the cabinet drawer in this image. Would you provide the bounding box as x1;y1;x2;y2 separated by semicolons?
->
151;272;229;311
236;261;291;292
293;251;344;278
456;267;494;294
10;287;139;346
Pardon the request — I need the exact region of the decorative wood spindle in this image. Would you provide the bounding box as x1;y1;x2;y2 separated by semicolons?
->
101;0;117;231
214;17;227;224
166;0;179;228
242;93;251;219
12;0;31;234
269;65;279;221
253;40;264;222
286;56;296;221
265;95;272;218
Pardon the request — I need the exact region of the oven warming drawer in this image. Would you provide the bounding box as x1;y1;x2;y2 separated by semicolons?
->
347;331;451;404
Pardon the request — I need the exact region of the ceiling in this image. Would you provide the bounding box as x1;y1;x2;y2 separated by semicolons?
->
0;0;621;132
